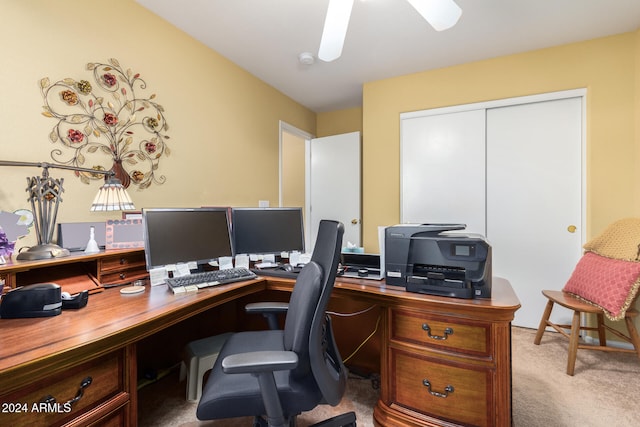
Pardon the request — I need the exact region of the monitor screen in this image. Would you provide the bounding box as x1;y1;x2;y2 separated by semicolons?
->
142;208;233;270
231;207;305;255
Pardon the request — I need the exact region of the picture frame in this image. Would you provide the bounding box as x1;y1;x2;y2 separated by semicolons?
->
106;218;144;249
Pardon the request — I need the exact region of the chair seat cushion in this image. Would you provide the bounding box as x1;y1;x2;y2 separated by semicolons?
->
562;252;640;320
196;329;322;421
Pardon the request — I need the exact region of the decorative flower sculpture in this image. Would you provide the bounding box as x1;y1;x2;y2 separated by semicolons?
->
39;58;170;189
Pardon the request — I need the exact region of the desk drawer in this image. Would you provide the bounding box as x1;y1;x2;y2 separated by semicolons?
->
391;349;491;427
100;252;146;273
100;267;147;285
390;308;490;356
99;251;147;285
0;351;126;427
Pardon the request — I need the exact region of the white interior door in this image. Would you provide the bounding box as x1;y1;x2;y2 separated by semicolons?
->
309;132;361;249
487;97;584;328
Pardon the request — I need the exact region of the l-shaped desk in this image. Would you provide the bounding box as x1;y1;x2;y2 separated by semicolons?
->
0;249;520;427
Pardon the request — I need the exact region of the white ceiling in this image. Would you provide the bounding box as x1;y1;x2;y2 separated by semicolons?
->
136;0;640;113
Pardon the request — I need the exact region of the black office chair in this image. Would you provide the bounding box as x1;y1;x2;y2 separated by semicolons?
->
196;220;356;427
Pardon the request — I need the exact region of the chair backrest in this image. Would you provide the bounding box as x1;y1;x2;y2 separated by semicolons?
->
308;220;347;406
283;220;344;379
283;261;323;370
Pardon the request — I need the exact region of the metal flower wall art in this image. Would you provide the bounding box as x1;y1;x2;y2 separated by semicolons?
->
39;58;170;189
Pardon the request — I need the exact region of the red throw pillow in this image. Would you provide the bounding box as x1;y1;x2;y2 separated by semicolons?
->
563;251;640;321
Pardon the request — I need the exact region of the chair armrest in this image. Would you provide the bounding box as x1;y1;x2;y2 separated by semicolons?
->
245;302;289;314
245;302;289;330
222;350;298;374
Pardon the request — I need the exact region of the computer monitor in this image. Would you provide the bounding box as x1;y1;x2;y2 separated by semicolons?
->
142;207;233;271
231;207;305;255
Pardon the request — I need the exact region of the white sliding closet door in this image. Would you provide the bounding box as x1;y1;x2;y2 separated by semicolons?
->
401;109;486;234
486;97;583;328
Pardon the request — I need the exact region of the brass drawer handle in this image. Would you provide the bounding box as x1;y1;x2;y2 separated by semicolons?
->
422;379;454;398
39;376;93;408
422;323;453;340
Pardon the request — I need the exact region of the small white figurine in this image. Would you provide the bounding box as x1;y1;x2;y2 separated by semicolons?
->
84;226;100;254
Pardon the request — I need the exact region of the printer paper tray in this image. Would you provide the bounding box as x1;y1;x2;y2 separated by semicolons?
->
406;276;474;299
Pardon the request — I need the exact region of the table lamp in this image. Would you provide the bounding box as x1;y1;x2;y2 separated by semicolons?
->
0;160;135;260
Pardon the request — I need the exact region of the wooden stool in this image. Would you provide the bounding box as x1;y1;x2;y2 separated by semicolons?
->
534;290;640;375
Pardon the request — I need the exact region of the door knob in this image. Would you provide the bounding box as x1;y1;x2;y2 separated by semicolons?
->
351;219;359;225
567;225;577;233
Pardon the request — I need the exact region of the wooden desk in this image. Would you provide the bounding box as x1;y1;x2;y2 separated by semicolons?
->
312;277;520;427
0;277;266;426
0;251;520;427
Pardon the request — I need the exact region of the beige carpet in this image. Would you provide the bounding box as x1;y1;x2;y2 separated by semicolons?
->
512;326;640;427
139;327;640;426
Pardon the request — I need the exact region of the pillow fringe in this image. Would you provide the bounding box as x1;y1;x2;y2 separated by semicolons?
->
566;276;640;321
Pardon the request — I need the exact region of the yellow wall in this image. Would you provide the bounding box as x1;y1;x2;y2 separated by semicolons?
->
636;30;640;213
362;32;639;251
0;0;315;250
317;107;363;137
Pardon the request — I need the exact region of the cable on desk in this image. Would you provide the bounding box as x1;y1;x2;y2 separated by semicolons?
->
327;304;377;317
326;305;381;364
343;314;380;364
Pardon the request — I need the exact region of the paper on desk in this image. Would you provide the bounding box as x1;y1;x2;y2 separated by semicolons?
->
299;253;312;264
263;254;276;263
149;267;169;286
235;254;250;269
175;263;192;277
219;256;234;270
289;251;301;266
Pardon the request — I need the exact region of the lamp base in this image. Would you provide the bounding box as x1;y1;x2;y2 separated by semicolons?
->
16;244;71;261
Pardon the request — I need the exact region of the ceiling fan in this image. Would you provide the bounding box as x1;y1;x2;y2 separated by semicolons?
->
318;0;462;62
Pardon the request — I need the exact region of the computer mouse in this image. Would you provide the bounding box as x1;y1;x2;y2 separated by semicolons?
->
280;263;295;272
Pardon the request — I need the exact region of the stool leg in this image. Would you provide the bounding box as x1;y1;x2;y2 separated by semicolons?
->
567;310;581;376
187;358;198;401
534;300;554;345
179;361;187;382
196;369;205;402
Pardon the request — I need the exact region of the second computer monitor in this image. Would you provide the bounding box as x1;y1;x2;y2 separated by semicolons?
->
231;207;305;255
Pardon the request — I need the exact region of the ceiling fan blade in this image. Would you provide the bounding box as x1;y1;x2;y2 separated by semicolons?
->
318;0;355;62
406;0;462;32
